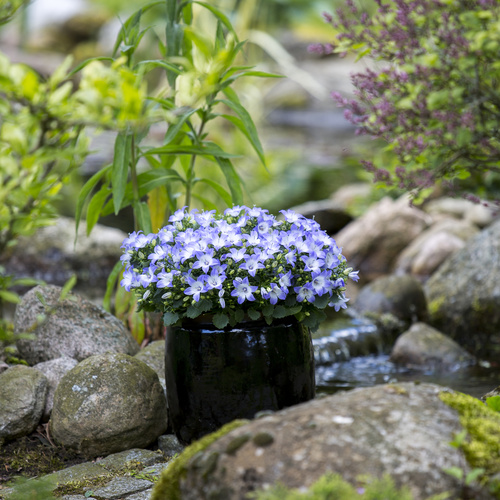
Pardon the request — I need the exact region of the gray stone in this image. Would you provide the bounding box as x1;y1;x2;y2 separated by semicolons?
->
90;477;153;499
15;285;139;365
178;383;480;500
395;218;479;277
134;340;165;394
390;323;475;370
334;195;429;280
0;365;47;442
49;353;168;457
157;434;185;458
33;356;78;421
125;490;154;500
97;449;165;471
425;217;500;356
353;274;428;324
290;199;353;235
424;197;495;227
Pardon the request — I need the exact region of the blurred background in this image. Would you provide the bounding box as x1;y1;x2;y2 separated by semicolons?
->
0;0;385;229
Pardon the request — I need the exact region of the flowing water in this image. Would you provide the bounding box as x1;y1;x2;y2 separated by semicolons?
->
313;314;500;399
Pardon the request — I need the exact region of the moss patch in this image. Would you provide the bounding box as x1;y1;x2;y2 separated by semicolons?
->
439;390;500;474
150;419;248;500
248;473;424;500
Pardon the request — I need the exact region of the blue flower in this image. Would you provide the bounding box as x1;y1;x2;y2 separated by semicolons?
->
294;285;315;303
192;250;220;273
261;283;287;305
184;275;208;302
231;277;257;304
240;254;265;277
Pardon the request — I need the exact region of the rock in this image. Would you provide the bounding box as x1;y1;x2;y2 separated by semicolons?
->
49;353;168;457
134;340;165;394
334;196;429;281
425;217;500;357
424;197;495;227
290;199;353;235
173;383;484;500
158;434;185;458
33;357;79;422
395;218;479;278
15;285;139;365
329;182;373;213
353;274;428;324
1;216;127;298
0;365;48;443
390;323;475;370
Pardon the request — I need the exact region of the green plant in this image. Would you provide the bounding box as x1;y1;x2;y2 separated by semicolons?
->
319;0;500;203
76;0;277;237
249;473;417;500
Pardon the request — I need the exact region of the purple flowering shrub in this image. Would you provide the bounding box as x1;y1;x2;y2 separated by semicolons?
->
313;0;500;202
120;206;358;330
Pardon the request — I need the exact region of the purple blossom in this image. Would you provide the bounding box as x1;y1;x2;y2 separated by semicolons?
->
184;275;208;302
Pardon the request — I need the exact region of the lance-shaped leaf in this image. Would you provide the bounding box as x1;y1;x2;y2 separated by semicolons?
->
112;132;133;215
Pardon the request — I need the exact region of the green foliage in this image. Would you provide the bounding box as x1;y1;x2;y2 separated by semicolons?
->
77;0;278;238
150;419;248;500
328;0;500;203
0;0;27;25
249;473;415;500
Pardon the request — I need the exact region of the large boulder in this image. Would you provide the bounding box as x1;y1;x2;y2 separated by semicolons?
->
334;196;429;281
425;217;500;357
390;323;475;371
0;365;48;443
353;274;428;324
169;383;490;500
1;216;127;298
49;353;168;457
15;285;139;365
290;199;353;235
395;218;479;278
33;356;79;421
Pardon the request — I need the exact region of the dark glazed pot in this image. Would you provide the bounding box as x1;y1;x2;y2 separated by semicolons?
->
165;316;315;444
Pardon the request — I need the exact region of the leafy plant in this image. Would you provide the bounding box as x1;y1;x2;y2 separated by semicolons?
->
76;0;277;237
317;0;500;203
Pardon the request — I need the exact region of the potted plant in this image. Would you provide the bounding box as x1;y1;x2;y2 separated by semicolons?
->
120;205;358;443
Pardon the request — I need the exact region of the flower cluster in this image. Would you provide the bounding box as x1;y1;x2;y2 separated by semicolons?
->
120;206;358;330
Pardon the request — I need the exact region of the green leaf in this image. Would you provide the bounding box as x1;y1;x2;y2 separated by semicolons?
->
134;200;152;233
465;468;485;486
444;467;464;481
67;56;115;78
75;164;112;238
0;290;20;304
485;395;500;412
163;108;197;145
135;59;183;75
315;294;330;309
221;88;266;167
143;144;240;158
272;305;288;318
86;185;111;235
163;311;180;326
192;1;238;41
112;132;133;215
103;260;124;312
247;309;261;321
195;178;232;205
59;275;77;302
213;313;229;329
215;156;243;206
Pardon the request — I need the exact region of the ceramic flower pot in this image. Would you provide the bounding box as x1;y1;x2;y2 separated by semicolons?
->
165;316;315;444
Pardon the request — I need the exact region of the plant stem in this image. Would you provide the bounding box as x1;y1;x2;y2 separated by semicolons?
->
130;134;140;230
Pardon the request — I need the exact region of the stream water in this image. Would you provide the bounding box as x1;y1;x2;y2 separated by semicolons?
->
313;314;500;399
